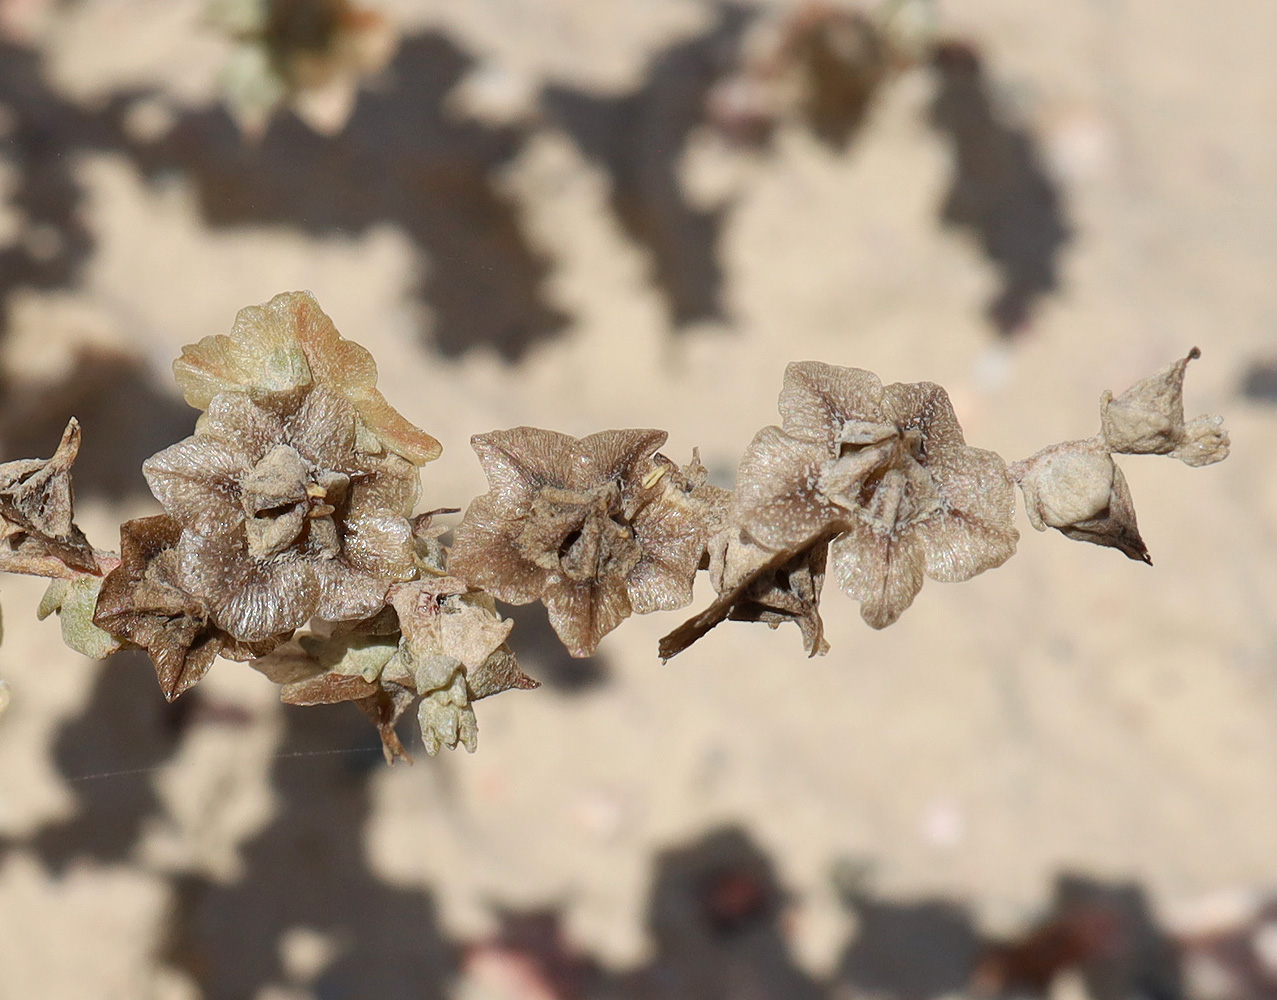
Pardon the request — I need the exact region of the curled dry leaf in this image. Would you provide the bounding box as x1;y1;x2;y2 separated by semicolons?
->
661;528;831;660
734;362;1018;629
144;384;419;644
1099;347;1230;467
173;290;440;465
93;516;279;700
450;428;718;656
0;418;101;577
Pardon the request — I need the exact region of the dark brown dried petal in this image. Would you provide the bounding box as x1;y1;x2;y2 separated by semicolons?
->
733;544;828;653
471;427;587;502
175;528;322;641
910;446;1019;581
466;646;539;701
880;381;969;463
143;433;251;536
348;453;421;520
914;508;1019;582
0;418;82;539
0;419;99;575
284;383;359;469
281;671;380;705
779;361;887;445
94;516;278;701
312;558;395;624
628;455;730;614
577;428;668;506
735;426;853;550
204;390;289;459
449;493;549;603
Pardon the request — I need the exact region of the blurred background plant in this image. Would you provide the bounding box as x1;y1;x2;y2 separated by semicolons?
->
208;0;398;136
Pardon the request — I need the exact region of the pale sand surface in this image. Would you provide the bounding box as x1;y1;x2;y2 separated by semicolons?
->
1;1;1275;998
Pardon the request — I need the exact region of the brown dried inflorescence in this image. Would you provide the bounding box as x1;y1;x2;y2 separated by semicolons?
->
0;283;1236;760
449;428;715;657
732;361;1019;629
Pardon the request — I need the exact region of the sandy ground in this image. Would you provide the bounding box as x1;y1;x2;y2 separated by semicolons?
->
1;1;1276;998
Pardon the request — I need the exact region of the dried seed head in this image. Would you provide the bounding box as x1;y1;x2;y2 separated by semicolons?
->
1010;441;1150;564
1099;347;1230;466
1012;348;1227;563
737;362;1017;629
450;427;713;656
143;384;419;644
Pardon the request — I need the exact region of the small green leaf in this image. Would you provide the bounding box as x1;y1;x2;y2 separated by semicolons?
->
53;576;123;659
298;633;399;682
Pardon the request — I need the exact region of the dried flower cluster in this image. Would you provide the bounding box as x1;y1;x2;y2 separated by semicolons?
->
0;290;1230;760
449;429;724;657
